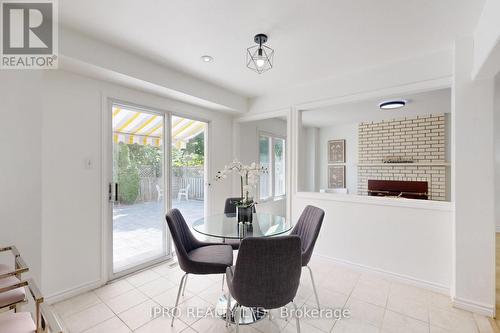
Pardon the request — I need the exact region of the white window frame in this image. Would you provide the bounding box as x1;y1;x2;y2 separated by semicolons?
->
259;131;286;202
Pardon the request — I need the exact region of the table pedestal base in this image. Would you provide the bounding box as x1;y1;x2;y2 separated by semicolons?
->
216;293;267;325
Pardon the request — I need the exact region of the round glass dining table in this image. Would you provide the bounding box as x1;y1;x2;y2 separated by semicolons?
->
191;212;293;325
192;212;293;240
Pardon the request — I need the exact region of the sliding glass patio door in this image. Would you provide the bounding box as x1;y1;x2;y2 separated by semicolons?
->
110;104;168;274
170;116;207;227
108;103;208;277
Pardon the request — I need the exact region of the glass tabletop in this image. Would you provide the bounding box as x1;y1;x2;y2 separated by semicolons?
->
192;213;292;239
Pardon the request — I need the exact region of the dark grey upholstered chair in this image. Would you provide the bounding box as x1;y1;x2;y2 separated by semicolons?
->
224;197;242;214
165;208;233;326
290;205;325;309
223;197;256;250
226;236;302;333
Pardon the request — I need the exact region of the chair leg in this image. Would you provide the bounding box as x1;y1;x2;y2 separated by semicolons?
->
234;304;241;333
171;273;187;327
181;274;188;296
292;301;301;333
225;293;231;327
306;265;320;309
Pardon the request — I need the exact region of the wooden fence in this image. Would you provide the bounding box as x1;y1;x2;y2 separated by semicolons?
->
172;175;204;200
137;166;204;202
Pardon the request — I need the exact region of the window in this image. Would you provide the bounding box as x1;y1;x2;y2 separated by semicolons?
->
274;137;285;196
259;134;286;200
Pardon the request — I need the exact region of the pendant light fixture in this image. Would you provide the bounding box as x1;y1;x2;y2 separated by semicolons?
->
246;33;274;74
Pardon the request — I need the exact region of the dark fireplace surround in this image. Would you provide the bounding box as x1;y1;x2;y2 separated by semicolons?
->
368;180;428;200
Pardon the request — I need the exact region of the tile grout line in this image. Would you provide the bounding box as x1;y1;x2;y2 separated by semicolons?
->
77;301;117;333
329;268;360;333
119;297;159;332
56;291;103;323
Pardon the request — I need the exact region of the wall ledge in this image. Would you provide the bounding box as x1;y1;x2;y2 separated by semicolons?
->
295;191;454;211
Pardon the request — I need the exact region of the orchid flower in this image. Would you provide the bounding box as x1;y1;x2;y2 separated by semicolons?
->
214;159;268;204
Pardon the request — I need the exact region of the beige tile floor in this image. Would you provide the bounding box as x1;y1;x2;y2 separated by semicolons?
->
53;256;494;333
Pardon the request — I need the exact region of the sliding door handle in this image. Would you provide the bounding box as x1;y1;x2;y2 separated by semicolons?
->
115;183;119;202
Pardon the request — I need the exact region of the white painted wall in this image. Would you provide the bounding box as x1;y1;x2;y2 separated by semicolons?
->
292;193;452;291
60;28;248;113
452;36;495;315
318;123;359;194
235;119;287;216
299;126;320;192
249;50;452;114
472;0;500;79
0;69;235;301
0;71;43;284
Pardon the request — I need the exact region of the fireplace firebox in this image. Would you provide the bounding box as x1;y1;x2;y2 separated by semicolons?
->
367;180;428;200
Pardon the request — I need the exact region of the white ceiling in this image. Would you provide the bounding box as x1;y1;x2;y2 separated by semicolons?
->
302;88;451;127
60;0;485;98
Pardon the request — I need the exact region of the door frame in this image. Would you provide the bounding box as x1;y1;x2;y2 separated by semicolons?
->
101;96;211;282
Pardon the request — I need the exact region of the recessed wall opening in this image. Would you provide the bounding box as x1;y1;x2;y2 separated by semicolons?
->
234;114;289;219
298;88;452;202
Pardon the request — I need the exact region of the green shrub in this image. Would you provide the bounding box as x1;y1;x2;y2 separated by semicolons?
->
118;166;140;204
117;144;140;204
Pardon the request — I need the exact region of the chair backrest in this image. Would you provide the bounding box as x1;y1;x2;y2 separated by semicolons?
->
165;209;201;272
224;197;242;214
230;236;302;309
290;205;325;266
224;197;257;214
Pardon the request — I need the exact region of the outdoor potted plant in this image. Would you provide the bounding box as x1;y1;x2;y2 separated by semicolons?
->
215;160;267;223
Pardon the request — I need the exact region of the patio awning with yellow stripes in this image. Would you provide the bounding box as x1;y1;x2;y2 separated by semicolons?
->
112;106;205;147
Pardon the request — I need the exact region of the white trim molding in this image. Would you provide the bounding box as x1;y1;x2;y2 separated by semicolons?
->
45;279;103;305
452;296;495;317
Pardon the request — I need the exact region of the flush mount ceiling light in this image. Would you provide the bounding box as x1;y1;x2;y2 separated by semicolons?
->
379;100;407;110
201;55;214;63
246;33;274;74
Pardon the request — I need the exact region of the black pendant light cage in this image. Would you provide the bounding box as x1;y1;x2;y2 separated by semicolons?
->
246;34;274;74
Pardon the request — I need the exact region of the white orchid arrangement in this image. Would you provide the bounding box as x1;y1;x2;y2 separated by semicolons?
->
215;159;268;206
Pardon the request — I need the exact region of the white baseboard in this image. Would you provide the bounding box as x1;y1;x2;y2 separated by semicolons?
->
452;296;495;317
45;279;104;304
314;253;450;295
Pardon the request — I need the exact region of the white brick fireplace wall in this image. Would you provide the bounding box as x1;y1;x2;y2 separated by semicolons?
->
357;114;448;200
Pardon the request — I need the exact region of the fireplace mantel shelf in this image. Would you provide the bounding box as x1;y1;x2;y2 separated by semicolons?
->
357;162;451;167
